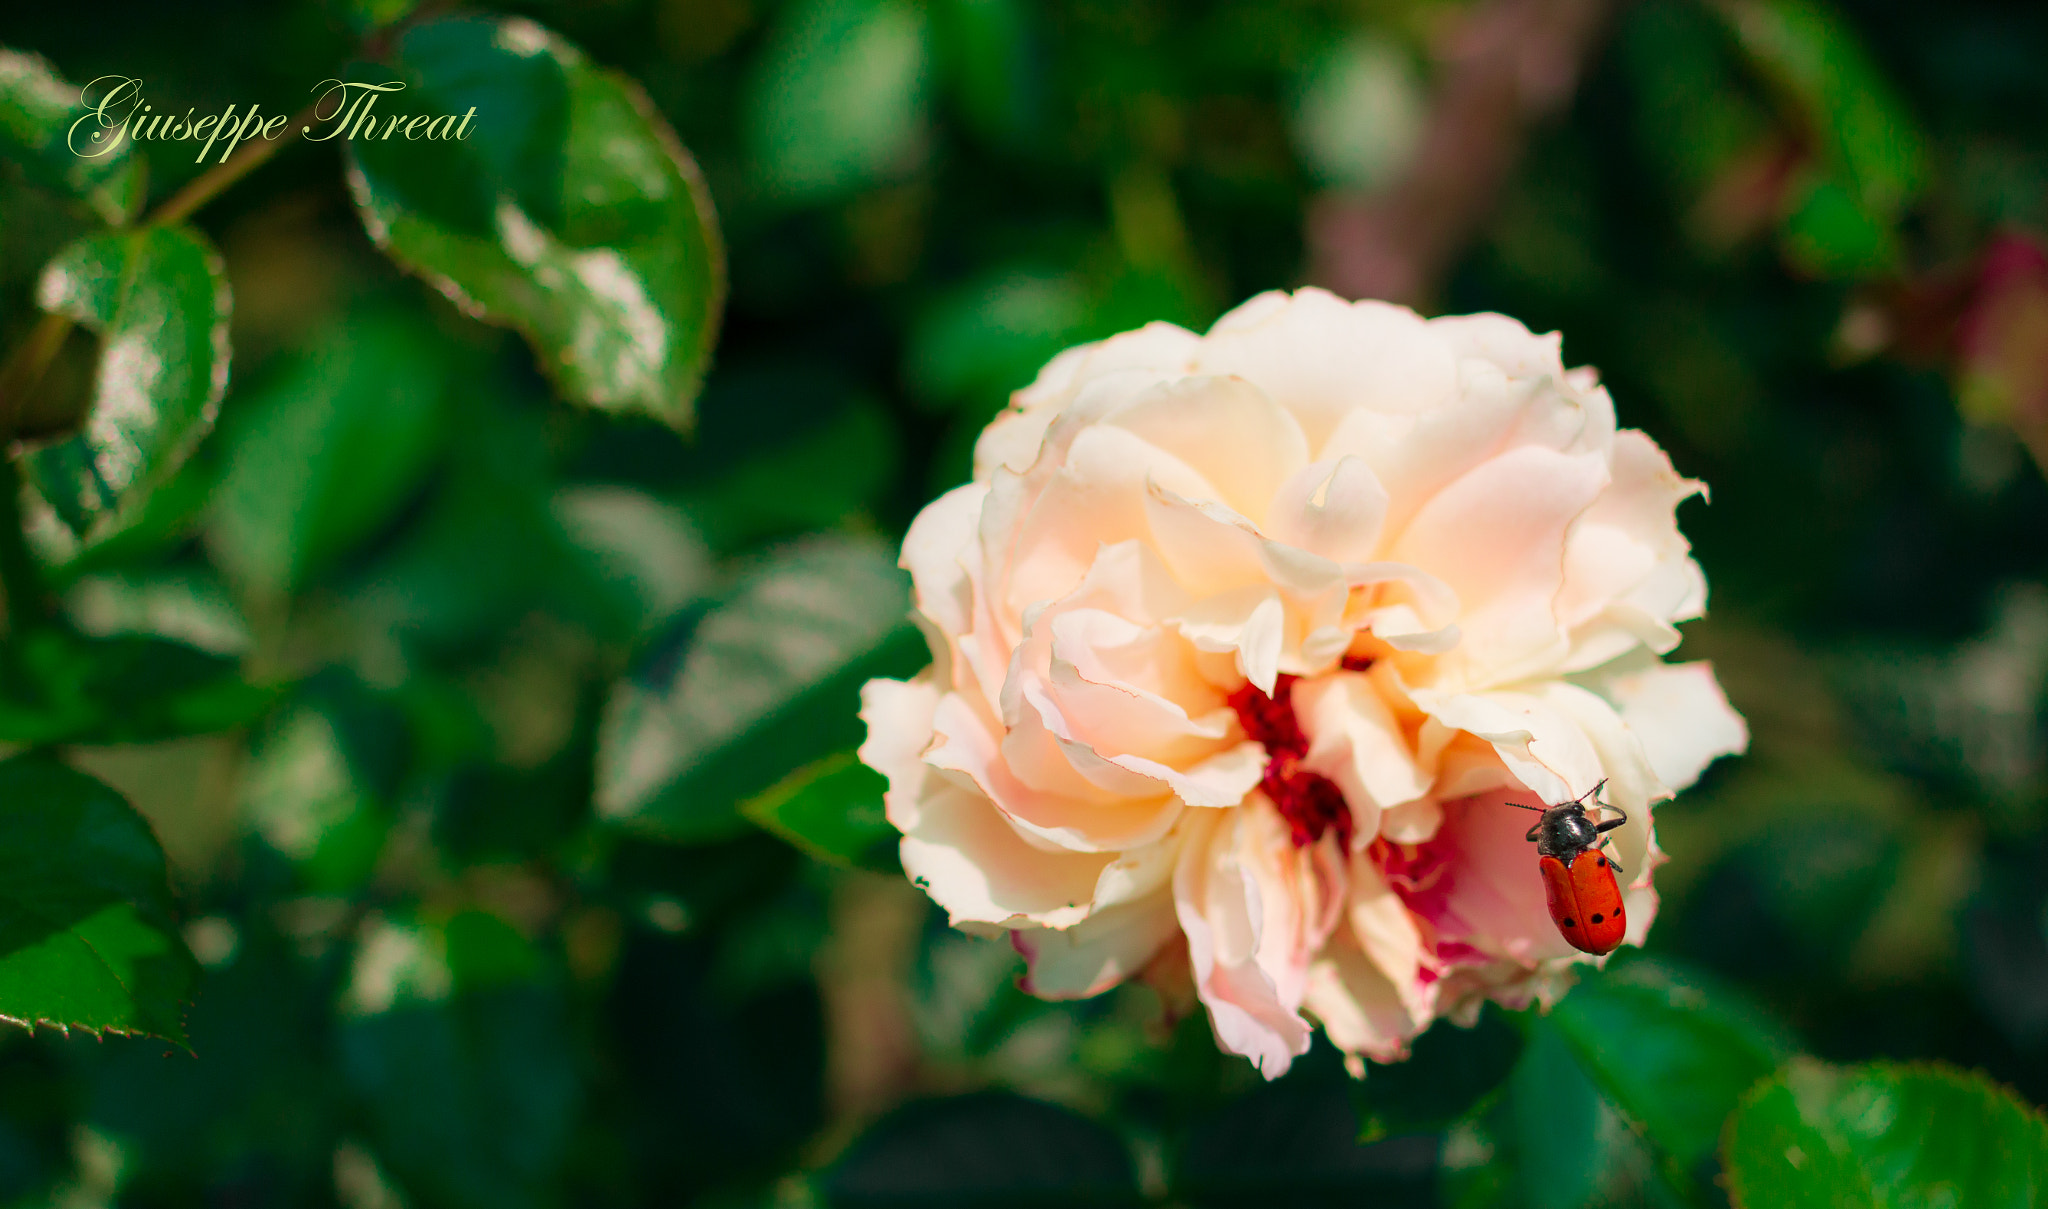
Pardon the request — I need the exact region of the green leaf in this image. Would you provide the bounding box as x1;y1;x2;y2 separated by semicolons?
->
346;16;724;431
0;49;145;224
1508;1019;1613;1209
740;750;899;872
1723;1059;2048;1209
679;394;899;549
0;627;275;744
23;225;230;540
241;682;406;893
743;0;931;204
1779;177;1899;278
1350;1005;1524;1142
929;0;1039;148
906;269;1091;415
1719;0;1926;216
206;311;452;600
1548;959;1796;1175
1715;0;1927;277
339;915;575;1209
1289;34;1425;191
595;534;926;843
0;753;198;1042
553;484;714;634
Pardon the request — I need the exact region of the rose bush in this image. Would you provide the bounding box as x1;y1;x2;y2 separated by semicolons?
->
859;288;1748;1077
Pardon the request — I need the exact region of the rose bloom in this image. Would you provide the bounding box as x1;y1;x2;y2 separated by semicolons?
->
859;288;1747;1077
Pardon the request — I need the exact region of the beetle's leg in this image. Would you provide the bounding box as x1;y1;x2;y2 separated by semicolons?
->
1594;806;1629;834
1525;822;1542;843
1600;840;1625;876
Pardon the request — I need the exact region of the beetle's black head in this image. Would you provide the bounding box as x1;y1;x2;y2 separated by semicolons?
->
1535;804;1599;858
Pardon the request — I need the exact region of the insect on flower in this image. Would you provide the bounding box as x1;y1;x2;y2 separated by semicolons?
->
1508;780;1629;956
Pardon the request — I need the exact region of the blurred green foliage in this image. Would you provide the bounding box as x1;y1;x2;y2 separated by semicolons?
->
0;0;2044;1206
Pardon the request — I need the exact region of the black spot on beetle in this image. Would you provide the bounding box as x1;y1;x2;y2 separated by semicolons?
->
1560;919;1575;928
1590;913;1604;924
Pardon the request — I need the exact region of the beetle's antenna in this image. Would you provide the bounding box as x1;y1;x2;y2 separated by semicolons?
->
1503;801;1546;812
1579;778;1609;806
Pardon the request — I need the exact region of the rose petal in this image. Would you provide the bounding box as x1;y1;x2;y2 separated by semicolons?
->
1194;289;1460;449
1104;374;1310;526
1174;808;1313;1077
1015;892;1181;998
1267;456;1391;565
1585;658;1749;792
1389;445;1610;680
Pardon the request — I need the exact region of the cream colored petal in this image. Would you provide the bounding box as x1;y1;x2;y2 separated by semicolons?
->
1267;456;1391;565
1171;588;1287;695
1304;855;1434;1062
1192;289;1459;449
1014;892;1180;999
1586;658;1748;793
1556;430;1706;671
859;674;945;831
901;483;987;643
1526;680;1663;886
1389;446;1610;679
1295;672;1429;835
930;688;1185;853
1173;808;1313;1078
1102;375;1310;526
1409;687;1604;809
1143;482;1271;598
898;777;1114;929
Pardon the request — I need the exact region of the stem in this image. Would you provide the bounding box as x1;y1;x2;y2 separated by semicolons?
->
0;312;76;445
146;101;321;229
0;100;322;449
0;460;53;631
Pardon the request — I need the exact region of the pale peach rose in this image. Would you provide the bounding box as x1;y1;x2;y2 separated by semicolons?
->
858;288;1747;1077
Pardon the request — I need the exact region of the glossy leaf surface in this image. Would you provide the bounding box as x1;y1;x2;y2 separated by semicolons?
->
24;225;229;539
0;754;197;1042
0;48;144;224
596;535;924;842
347;16;723;430
1724;1058;2048;1209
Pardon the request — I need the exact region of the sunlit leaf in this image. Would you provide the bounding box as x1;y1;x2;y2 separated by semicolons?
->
0;753;198;1043
347;16;724;430
23;225;229;540
553;485;713;634
595;535;926;843
207;311;452;600
0;627;274;744
241;680;407;893
1723;1059;2048;1209
740;750;898;872
743;0;931;203
0;48;144;224
339;913;575;1209
1548;960;1795;1173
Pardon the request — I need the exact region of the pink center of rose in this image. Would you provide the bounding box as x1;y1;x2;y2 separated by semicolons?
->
1225;656;1374;850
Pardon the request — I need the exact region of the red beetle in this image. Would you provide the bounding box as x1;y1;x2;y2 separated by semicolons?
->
1508;780;1630;956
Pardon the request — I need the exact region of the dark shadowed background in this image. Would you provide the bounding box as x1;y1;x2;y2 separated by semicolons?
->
0;0;2045;1205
